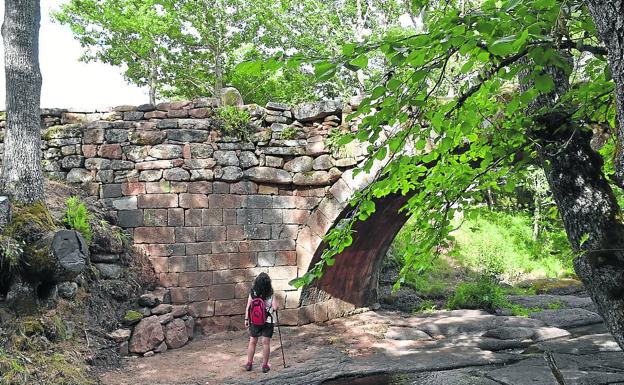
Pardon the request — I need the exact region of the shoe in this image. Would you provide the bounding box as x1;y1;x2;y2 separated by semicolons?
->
262;364;270;373
245;362;252;371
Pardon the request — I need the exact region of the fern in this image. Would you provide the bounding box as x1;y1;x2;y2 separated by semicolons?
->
63;196;92;243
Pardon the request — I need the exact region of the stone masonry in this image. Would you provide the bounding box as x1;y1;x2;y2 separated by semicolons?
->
0;97;384;333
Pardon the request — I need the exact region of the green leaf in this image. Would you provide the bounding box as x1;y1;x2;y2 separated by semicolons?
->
350;54;369;69
535;74;555;92
314;62;337;81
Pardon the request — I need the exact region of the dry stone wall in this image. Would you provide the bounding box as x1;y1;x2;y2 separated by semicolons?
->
0;98;372;332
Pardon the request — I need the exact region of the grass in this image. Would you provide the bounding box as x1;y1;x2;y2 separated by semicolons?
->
451;209;574;283
63;196;92;243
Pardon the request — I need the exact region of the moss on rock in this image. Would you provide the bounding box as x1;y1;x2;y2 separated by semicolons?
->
123;310;143;325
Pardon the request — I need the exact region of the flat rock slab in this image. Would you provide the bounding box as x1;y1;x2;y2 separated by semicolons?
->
529;308;603;329
508;294;596;311
407;370;501;385
384;326;432;341
483;326;536;340
531;333;622;354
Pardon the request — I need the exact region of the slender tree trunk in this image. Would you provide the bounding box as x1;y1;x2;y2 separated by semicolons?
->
148;51;157;105
532;192;540;241
1;0;44;204
583;0;624;187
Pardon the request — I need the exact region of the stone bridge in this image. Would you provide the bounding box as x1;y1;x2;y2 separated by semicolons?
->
0;97;410;332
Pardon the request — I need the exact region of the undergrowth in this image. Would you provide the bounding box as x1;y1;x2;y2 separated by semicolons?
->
215;106;252;139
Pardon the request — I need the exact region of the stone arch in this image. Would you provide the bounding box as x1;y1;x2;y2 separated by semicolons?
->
294;161;414;322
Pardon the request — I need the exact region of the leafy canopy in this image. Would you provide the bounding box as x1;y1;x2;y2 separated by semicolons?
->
237;0;616;288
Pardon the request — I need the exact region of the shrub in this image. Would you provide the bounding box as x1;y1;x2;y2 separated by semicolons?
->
63;196;92;243
446;277;509;312
215;106;252;139
281;126;300;140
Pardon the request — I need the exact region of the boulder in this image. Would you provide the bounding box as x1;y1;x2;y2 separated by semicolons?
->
155;341;168;353
129;316;165;354
94;263;123;279
108;328;132;343
6;279;39;315
51;230;89;282
482;327;535;340
149;144;184;160
139;293;161;307
151;304;173;315
66;168;93;184
165;318;189;349
184;316;195;339
220;87;244;106
529;308;603;328
57;281;78;300
293;100;343;122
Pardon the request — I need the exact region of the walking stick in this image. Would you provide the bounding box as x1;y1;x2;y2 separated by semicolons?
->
276;309;287;368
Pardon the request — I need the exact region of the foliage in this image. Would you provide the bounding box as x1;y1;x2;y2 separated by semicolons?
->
446;277;509;312
215;106;252;139
63;196;92;244
413;299;437;313
452;209;574;281
0;237;24;275
54;0;410;103
272;0;616;289
281;126;300;140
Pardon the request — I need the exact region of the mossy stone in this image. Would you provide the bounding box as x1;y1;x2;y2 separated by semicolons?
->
123;310;143;325
22;318;45;336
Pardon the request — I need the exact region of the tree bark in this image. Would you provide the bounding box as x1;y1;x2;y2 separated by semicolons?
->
583;0;624;187
525;47;624;350
1;0;44;204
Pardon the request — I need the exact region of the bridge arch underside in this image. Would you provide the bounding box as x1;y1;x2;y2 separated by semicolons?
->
300;192;412;312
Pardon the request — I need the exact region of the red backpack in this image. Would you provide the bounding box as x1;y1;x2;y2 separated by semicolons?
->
249;296;269;326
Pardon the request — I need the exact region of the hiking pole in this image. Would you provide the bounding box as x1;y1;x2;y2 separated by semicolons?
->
276;309;287;368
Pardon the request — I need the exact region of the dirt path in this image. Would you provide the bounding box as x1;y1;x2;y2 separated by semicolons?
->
100;298;624;385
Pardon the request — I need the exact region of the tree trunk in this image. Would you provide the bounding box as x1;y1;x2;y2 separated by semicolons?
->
525;46;624;350
1;0;44;204
583;0;624;187
538;126;624;351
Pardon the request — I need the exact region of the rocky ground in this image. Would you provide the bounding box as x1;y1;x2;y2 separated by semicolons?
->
99;290;623;385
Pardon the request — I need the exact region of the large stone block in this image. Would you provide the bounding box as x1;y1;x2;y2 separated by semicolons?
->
169;255;198;272
209;284;236;300
136;160;175;170
185;242;212;255
293;100;343;122
117;210;144;228
149;144;184;159
138;194;178;208
209;194;242;209
163;168;190;181
167;129;209;142
202;209;223;225
179;193;209;209
197;226;227;242
121;182;146;196
185;209;202;226
243;167;292;185
215;299;247;316
129;316;165;354
236;208;263;225
226;225;245;241
97;144;122;159
189;301;215;318
175;227;196;243
134;227;175;244
214;150;239;166
198;254;229;271
229;253;257;269
129;129;166;145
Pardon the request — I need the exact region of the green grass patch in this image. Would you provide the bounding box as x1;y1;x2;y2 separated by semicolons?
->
63;196;92;243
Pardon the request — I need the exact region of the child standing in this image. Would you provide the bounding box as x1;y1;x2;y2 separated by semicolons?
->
244;272;279;373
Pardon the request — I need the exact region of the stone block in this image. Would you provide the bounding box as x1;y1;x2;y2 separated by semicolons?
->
84;128;105;144
145;181;171;194
234;282;252;298
214;299;247;316
242;195;273;209
189;301;215;318
278;308;299;326
243;224;271;240
121;182;146;196
285;290;301;309
158;273;180;288
185;242;211;255
268;266;298;280
134;227;175;244
198;254;229;271
168;208;185;226
313;302;329;323
188;181;213;194
262;209;283;224
236;208;263;225
248;240;269;252
214;150;239;166
230;181;258;195
209;284;236;300
202;209;223;225
298;305;314;325
267;239;296;251
143;209;168;226
275;250;297;266
282;209;309;224
149;257;168;273
138;194;178;208
272;224;299;240
243;167;292;185
145;110;167;119
197;226;227;242
149;144;184;160
175;227;196;243
167;129;208;142
167;109;189;118
170;182;188;193
169;255;198;273
97;144;122;159
229;253;257;269
258;185;279;195
129;129;166;145
213;181;230;194
258;251;276;267
179;193;209;208
139;170;163;182
226;225;245;241
209;194;242;209
163;168;190;181
213;268;257;284
272;196;319;209
112;196;138;210
223;209;237;225
188;287;211;302
101;183;122;198
117;210;144;228
307;210;333;238
190;143;214;158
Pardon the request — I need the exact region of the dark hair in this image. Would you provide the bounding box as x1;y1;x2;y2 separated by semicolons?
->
251;272;274;299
